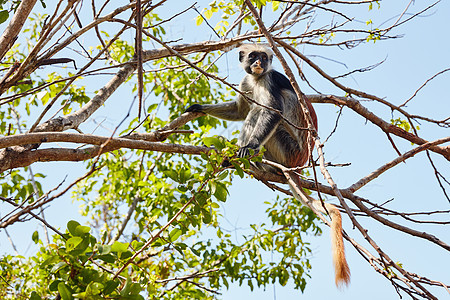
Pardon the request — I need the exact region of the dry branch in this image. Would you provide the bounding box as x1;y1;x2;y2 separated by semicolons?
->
308;94;450;160
348;137;450;192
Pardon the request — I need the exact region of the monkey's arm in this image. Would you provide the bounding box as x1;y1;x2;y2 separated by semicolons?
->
185;100;247;121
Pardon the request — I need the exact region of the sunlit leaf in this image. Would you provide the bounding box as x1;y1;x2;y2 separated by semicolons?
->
57;282;73;300
169;228;182;242
32;231;39;244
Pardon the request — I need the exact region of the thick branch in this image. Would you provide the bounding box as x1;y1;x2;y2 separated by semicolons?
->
0;130;209;172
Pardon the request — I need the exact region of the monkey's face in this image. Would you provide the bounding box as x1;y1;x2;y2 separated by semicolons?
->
240;51;272;76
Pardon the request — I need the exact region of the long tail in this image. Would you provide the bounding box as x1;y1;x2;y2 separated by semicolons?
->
288;175;350;287
326;202;351;287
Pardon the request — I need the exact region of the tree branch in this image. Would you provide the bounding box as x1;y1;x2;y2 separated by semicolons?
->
308;94;450;160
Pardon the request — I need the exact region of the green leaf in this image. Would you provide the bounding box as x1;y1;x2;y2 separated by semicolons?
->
103;280;120;295
169;228;182;242
217;170;229;181
147;103;158;112
111;241;129;254
49;280;62;292
120;277;132;296
191;247;201;256
67;220;91;236
32;230;39;244
119;250;133;260
57;282;73;300
131;240;144;251
29;291;42;300
202;209;212;224
248;278;254;291
86;282;104;296
71;292;86;298
97;244;112;255
74;225;91;236
51;261;68;273
213;182;228;202
203;136;225;150
179;168;191;183
164;170;179;182
98;254;115;263
66;236;83;251
41;255;59;268
71;239;90;256
67;220;81;236
232;162;244;178
177;185;188;192
129;282;142;295
0;10;8;24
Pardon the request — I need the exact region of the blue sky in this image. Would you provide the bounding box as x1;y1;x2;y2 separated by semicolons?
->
1;1;449;299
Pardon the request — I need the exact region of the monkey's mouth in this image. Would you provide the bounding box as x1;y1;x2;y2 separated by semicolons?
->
252;66;264;74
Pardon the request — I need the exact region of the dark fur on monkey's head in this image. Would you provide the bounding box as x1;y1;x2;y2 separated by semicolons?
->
239;44;273;76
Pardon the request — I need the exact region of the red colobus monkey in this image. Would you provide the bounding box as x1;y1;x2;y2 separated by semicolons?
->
186;44;350;287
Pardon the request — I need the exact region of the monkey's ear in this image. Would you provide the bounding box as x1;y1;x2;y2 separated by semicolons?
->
239;51;245;62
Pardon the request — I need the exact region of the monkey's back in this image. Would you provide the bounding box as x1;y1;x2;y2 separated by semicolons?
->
267;70;317;129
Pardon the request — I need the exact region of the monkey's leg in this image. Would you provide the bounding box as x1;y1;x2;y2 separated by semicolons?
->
237;107;281;157
263;127;306;168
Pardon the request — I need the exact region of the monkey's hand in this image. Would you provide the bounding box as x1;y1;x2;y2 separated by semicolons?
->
185;104;205;113
237;144;259;158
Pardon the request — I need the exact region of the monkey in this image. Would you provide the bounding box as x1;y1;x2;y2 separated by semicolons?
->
185;43;350;287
